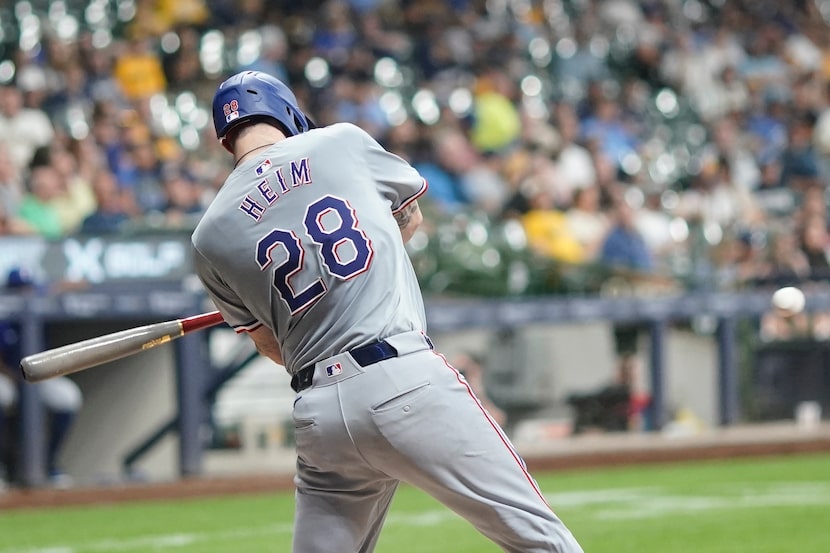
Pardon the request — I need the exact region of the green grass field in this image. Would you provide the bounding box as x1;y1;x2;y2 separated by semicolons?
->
1;452;829;552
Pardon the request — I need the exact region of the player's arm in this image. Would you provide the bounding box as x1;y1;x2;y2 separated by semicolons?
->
394;200;423;243
246;325;284;366
352;123;427;241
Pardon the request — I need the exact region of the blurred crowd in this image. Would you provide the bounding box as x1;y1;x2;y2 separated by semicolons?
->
2;0;830;298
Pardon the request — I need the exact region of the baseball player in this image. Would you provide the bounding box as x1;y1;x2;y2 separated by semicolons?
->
192;71;584;553
1;269;84;487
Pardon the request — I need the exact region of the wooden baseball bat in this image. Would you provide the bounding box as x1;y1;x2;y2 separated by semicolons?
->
19;311;225;383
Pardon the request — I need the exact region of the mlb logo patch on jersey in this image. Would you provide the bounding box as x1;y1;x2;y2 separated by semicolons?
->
255;159;272;176
326;363;343;377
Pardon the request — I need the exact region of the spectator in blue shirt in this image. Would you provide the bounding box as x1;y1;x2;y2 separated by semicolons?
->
599;196;657;414
600;198;655;274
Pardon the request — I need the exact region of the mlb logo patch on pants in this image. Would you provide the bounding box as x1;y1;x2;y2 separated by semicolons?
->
326;363;343;377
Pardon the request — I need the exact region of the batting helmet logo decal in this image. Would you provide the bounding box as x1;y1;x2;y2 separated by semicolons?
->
326;363;343;377
223;99;240;123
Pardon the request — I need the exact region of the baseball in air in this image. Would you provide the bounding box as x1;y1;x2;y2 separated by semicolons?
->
771;286;806;315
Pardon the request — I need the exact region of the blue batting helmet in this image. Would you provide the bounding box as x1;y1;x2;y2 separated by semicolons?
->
212;71;312;140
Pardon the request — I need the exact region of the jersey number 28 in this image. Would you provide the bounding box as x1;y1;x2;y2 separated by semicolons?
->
255;195;373;314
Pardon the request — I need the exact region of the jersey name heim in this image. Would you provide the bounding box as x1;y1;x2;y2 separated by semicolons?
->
238;157;312;222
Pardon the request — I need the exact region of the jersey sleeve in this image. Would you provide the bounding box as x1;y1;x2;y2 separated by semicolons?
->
358;125;427;212
192;246;263;333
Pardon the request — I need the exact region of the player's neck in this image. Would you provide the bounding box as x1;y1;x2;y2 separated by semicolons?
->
233;126;287;168
233;143;273;168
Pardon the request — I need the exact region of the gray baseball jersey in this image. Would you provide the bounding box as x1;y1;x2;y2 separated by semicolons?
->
193;123;426;375
192;122;584;553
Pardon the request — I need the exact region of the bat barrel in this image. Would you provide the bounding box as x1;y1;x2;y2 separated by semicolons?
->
20;320;186;383
19;312;225;383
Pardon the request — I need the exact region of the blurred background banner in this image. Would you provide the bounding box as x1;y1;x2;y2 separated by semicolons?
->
0;233;193;284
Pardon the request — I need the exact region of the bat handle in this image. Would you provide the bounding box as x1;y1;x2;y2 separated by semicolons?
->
181;311;224;334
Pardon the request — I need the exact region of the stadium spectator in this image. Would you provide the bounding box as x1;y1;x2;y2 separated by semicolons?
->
469;66;522;155
799;215;830;276
514;123;570;209
599;196;655;276
41;62;96;138
752;156;795;217
554;26;612;91
520;178;586;265
744;95;789;165
599;195;663;405
704;117;760;194
239;25;291;85
412;126;472;214
29;144;97;235
78;35;125;106
0;83;55;172
779;113;822;192
674;155;763;231
631;185;679;274
0;269;84;488
112;36;167;103
16;165;65;239
794;183;829;229
130;0;209;38
580;93;640;171
738;24;790;100
550;103;597;200
762;226;812;287
327;71;390;140
117;133;166;214
160;25;215;103
565;185;610;262
80;169;134;235
718;230;770;289
312;0;360;70
0;366;83;488
0;143;23;220
158;167;205;228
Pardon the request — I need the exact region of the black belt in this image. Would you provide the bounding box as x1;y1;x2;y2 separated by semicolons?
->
290;339;398;392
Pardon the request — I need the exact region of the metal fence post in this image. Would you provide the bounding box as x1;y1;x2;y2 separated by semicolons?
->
174;321;207;477
647;319;667;430
717;316;740;426
18;306;47;487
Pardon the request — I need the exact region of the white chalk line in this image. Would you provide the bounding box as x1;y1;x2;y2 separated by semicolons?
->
0;510;462;553
3;481;829;552
547;481;830;520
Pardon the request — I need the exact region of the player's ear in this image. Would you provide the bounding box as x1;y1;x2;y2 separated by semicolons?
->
220;137;233;154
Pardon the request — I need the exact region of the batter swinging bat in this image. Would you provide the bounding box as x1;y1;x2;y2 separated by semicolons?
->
19;311;225;383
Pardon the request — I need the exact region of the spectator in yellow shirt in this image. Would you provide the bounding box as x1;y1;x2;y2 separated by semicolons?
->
113;37;167;101
520;178;586;264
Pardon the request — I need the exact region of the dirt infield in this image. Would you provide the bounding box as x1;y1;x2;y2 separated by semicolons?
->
2;422;829;511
